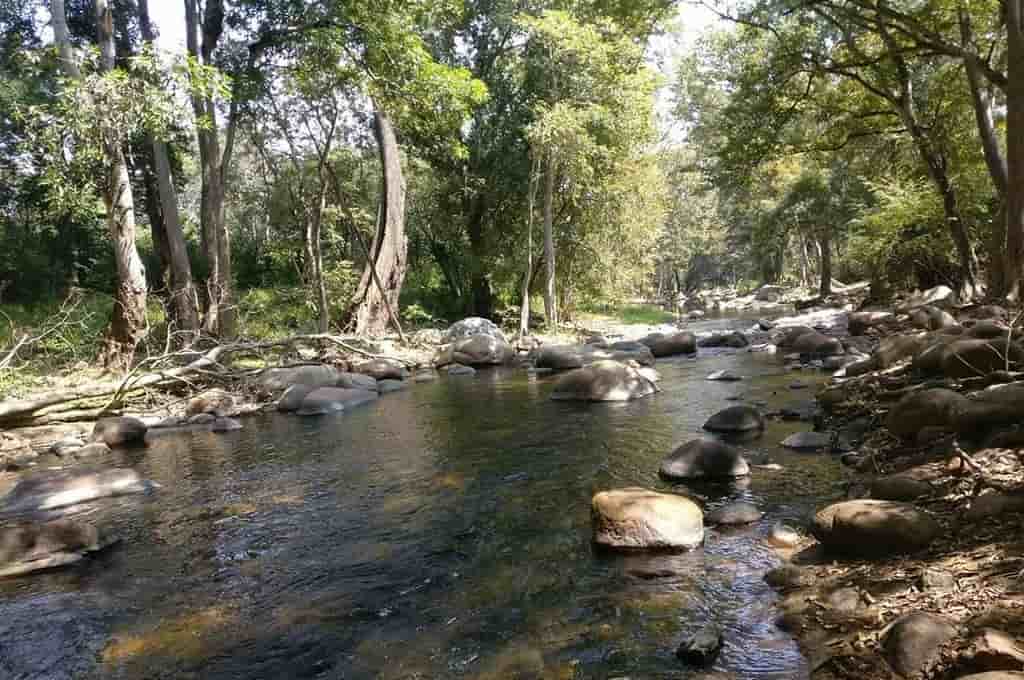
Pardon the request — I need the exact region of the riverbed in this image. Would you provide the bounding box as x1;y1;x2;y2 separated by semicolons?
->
0;319;848;680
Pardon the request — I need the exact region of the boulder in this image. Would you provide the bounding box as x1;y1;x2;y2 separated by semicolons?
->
909;305;959;331
377;379;407;393
448;334;513;366
90;416;147;447
277;384;317;412
812;499;940;557
550;360;657;402
965;491;1024;520
185;388;236;417
0;520;101;577
765;564;808;588
962;305;1010;322
0;432;36;469
0;467;155;513
870;475;933;501
791;330;844;357
535;345;585;371
966;320;1012;340
767;523;803;548
336;372;379;391
847;311;895;335
188;413;215;425
756;284;786;302
703;405;765;433
443;317;506;343
941;339;1024;378
871;333;934;370
958;384;1024;435
958;629;1024;674
777;326;817;347
256;364;342;392
49;437;85;457
758;318;777;331
706;501;762;525
780;431;832;451
642;331;697;357
659;439;750;480
896;285;957;312
296;387;379;416
698;331;749;349
885;389;968;441
210;417;243;432
883;612;958;677
447;364;476;376
676;624;724;665
353;358;408;381
591;487;704;550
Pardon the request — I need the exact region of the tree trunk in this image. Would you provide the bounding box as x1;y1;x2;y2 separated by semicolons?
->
466;197;493;318
542;151;557;327
94;0;148;371
141;149;171;289
520;158;539;336
818;230;832;298
309;186;329;334
347;107;407;336
139;0;199;341
184;0;233;338
1007;0;1024;300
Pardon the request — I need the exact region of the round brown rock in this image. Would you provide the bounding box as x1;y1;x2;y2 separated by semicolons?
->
885;388;968;441
812;499;940;557
550;360;656;402
591;487;704;551
90;416;147;447
883;612;958;677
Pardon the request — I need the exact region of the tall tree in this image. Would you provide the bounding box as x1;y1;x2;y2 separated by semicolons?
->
1008;0;1024;299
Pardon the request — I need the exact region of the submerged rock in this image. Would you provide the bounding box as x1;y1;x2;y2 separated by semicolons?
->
296;387;378;416
812;499;940;557
780;431;832;451
703;405;765;434
706;370;742;382
768;523;803;548
447;364;477;376
698;331;749;349
277;384;316;412
90;417;147;448
0;520;100;577
377;379;407;393
641;331;697;357
591;487;703;550
336;372;378;391
706;501;762;525
0;467;156;514
659;439;749;480
550;360;657;402
676;624;724;665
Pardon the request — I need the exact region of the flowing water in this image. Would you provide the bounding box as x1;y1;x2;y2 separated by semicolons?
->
0;319;848;680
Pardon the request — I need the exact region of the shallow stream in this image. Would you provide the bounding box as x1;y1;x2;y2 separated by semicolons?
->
0;318;847;680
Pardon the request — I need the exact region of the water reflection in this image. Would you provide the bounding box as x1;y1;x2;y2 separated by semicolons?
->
0;328;845;679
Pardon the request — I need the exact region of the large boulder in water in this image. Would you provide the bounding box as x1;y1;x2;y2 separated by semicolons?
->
0;520;101;577
536;344;654;371
703;405;765;434
336;372;378;391
698;331;749;349
257;364;342;392
550;360;657;402
296;387;379;416
0;467;154;513
277;384;316;412
451;334;513;366
659;439;749;480
353;358;408;381
90;416;147;447
444;317;506;343
791;330;843;357
811;499;940;557
641;331;697;357
535;345;586;371
591;487;704;550
885;388;968;441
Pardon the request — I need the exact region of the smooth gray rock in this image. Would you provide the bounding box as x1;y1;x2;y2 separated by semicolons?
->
780;431;832;451
550;360;656;402
660;439;749;480
90;417;147;447
592;487;704;551
883;612;957;677
296;387;378;416
703;405;765;433
812;499;940;557
1;468;155;514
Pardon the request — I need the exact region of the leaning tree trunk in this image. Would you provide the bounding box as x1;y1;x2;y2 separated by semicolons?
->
184;0;234;338
139;0;199;341
347;107;407;336
542;151;557;327
1008;0;1024;300
94;0;148;371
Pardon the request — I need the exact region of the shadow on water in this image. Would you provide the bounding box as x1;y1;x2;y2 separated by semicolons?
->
0;335;846;680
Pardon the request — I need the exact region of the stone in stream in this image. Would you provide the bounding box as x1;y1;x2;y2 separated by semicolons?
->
353;358;408;381
883;612;958;677
90;416;147;448
277;384;316;412
443;317;506;343
185;388;236;417
640;331;697;357
767;523;802;548
706;370;742;382
550;360;656;402
0;467;157;514
698;331;749;349
811;499;940;557
377;379;407;393
336;372;378;391
188;413;216;425
591;488;704;550
676;624;724;665
780;431;832;451
435;334;514;367
413;370;437;382
210;417;243;432
703;405;765;434
296;387;378;416
706;501;762;526
1;432;37;469
447;364;476;376
659;439;749;481
256;364;342;392
72;442;111;458
0;520;101;577
49;436;85;457
791;330;844;357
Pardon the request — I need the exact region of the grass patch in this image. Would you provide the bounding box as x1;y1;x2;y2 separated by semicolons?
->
578;303;675;325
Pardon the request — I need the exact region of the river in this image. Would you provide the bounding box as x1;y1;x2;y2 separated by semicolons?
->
0;318;846;679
